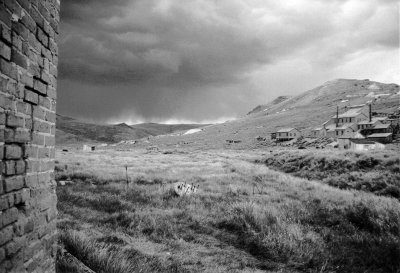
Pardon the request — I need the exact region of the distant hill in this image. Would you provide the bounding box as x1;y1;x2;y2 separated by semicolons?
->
56;115;207;145
144;79;399;149
247;96;292;115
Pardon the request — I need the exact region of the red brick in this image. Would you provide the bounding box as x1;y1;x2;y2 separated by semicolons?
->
26;160;38;172
38;3;51;22
14;129;31;143
46;86;56;99
37;27;48;47
11;49;28;69
20;71;34;88
16;101;30;115
49;63;57;77
28;32;41;53
0;226;13;245
40;69;51;84
4;176;24;192
49;38;57;55
44;111;55;123
20;13;36;34
32;132;44;146
0;247;5;263
5;238;23;257
30;7;44;28
15;160;25;174
24;145;38;158
11;32;23;51
16;0;31;11
28;62;40;77
4;128;14;143
44;135;54;146
24;219;34;234
0;40;11;60
0;207;18;228
0;24;12;43
38;96;51;109
38;147;50;158
0;59;18;80
6;114;24;128
24;88;39;104
25;174;38;188
4;160;15;175
0;7;12;29
0;112;5;125
33;79;46;95
33;121;50;134
5;145;22;159
4;0;23;17
24;118;32;130
0;93;15;111
0;196;9;211
12;21;29;41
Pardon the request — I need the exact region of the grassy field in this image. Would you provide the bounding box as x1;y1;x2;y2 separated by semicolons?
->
55;148;400;273
258;150;400;199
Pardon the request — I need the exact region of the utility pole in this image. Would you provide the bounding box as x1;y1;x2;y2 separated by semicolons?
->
336;106;339;128
124;164;129;190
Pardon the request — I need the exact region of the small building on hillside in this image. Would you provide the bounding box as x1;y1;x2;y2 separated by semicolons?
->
275;128;300;141
370;123;393;134
357;118;382;130
83;145;96;152
349;139;385;151
367;133;393;144
325;123;358;138
329;104;370;126
311;127;325;138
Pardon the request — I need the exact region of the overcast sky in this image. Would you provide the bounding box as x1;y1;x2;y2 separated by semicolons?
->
58;0;399;124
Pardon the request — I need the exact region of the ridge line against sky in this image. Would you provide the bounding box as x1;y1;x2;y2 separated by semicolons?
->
58;0;399;124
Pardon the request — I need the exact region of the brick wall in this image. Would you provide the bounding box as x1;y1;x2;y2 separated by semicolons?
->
0;0;60;272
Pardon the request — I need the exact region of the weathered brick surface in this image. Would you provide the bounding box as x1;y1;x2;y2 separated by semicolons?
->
0;0;59;271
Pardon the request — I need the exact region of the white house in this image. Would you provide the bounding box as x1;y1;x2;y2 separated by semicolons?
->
275;128;301;141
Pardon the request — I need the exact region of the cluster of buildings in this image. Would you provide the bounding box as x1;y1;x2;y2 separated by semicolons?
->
272;104;399;150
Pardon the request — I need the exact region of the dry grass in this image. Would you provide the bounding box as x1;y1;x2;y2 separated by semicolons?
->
56;148;400;273
259;150;400;199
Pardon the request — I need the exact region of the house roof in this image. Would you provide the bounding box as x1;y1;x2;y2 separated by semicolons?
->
338;132;365;139
277;128;297;133
358;118;381;125
332;105;367;118
367;133;393;138
374;117;389;121
327;123;356;131
350;139;376;145
372;124;391;129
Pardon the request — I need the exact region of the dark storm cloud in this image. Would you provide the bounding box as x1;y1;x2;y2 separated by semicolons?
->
58;0;399;123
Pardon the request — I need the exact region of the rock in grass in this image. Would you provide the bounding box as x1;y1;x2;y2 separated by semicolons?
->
173;182;199;196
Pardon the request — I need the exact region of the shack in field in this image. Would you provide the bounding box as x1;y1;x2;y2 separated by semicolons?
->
367;133;393;144
275;128;300;141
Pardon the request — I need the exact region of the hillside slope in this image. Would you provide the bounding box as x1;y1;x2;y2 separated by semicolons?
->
247;96;292;115
144;79;399;149
56;115;206;145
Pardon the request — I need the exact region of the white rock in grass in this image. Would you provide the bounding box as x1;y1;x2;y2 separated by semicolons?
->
174;182;199;196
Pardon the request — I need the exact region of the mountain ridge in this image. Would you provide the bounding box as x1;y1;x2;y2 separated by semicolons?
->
56;114;208;145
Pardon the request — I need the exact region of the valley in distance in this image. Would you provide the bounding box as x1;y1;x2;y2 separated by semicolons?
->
56;79;400;273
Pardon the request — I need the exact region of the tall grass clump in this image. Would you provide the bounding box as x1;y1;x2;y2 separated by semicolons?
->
218;196;400;273
260;150;400;198
59;230;188;273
